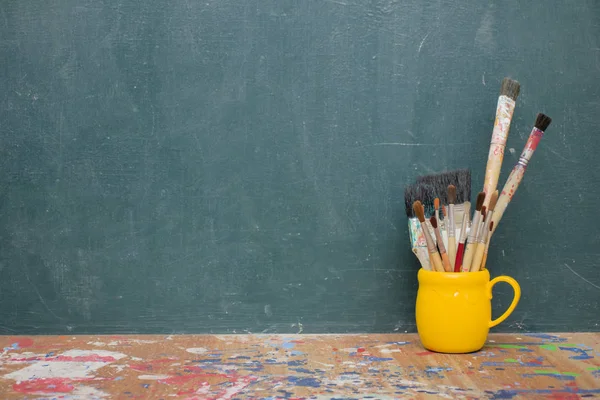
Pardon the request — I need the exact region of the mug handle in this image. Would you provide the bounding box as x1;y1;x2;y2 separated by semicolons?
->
487;276;521;328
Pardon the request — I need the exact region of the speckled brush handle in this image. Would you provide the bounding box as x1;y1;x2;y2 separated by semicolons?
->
483;95;516;208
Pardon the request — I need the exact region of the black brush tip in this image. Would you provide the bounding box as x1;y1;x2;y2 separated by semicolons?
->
500;77;520;101
534;113;552;131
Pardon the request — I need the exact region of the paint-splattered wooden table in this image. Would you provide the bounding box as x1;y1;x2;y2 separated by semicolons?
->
0;333;598;399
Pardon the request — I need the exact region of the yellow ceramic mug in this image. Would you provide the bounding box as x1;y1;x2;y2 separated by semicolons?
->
415;268;521;353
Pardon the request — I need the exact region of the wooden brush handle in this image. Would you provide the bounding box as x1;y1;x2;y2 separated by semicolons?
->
461;242;476;272
470;243;486;272
492;127;545;234
454;242;465;272
483;95;516;208
481;251;489;271
448;236;456;270
429;250;445;272
440;252;452;272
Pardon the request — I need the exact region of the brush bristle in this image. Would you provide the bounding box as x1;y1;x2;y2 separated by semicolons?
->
447;185;456;204
434;198;440;211
500;77;520;101
489;221;494;231
430;216;438;229
416;169;471;204
404;183;436;218
413;201;425;223
475;192;485;211
488;190;499;211
535;113;552;131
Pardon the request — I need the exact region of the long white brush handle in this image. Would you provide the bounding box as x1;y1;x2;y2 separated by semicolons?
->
483;95;516;208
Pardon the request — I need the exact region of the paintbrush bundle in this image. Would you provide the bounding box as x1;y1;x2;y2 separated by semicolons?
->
404;169;471;271
404;77;552;273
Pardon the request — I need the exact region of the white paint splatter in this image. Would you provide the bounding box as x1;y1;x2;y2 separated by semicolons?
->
4;350;126;381
217;378;255;399
186;347;208;355
138;374;172;380
87;341;106;347
380;348;402;354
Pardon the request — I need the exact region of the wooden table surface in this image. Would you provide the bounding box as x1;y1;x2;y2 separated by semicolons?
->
0;333;598;399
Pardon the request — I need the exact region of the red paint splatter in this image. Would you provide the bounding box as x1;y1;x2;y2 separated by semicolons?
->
290;340;304;344
332;348;338;352
546;394;580;400
130;363;153;371
416;351;433;356
8;337;34;348
13;378;74;393
525;358;543;365
357;347;366;353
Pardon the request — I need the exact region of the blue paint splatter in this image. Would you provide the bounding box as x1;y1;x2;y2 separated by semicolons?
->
282;341;295;349
387;341;410;346
522;373;576;381
3;343;20;352
524;333;567;342
487;387;600;399
287;360;306;366
518;348;534;353
229;355;251;359
142;384;150;388
114;377;124;381
287;376;321;387
291;367;312;374
290;350;305;356
487;389;518;399
559;346;593;360
45;351;55;357
364;356;393;362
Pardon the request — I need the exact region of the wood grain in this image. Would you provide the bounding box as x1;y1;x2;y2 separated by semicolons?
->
0;333;598;399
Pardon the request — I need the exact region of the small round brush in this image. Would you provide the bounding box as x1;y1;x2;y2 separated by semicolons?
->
430;216;452;272
413;201;445;272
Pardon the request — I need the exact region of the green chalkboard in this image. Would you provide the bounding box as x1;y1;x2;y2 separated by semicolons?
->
0;0;598;334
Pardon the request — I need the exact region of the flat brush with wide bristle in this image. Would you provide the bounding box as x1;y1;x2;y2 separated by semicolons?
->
414;201;444;272
404;184;434;270
454;201;470;272
482;78;521;208
430;216;452;272
491;113;552;236
446;185;457;271
416;169;471;249
460;192;485;272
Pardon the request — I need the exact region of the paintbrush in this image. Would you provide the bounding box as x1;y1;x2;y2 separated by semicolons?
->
478;190;498;271
490;113;552;235
430;216;452;272
454;201;471;272
470;201;494;272
414;201;445;272
404;183;436;270
460;192;485;272
482;78;521;208
446;185;457;271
